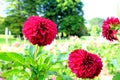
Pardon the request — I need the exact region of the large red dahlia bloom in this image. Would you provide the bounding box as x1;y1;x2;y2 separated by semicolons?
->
102;17;120;41
68;49;103;79
22;16;57;46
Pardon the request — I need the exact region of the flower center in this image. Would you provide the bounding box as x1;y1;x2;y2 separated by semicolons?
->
39;23;47;31
83;56;92;65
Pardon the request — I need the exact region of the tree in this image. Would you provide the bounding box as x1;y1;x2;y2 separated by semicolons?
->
89;17;104;27
59;15;87;37
3;0;87;37
3;0;39;36
3;15;25;36
0;16;5;34
2;0;26;36
88;17;104;36
38;0;87;37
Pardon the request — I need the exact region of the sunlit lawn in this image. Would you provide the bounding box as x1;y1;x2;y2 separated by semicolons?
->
0;35;17;45
0;34;25;52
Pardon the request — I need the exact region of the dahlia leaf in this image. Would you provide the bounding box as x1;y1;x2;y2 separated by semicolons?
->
0;52;13;61
56;74;72;80
49;63;63;71
2;69;29;78
36;46;44;59
118;24;120;28
24;55;36;67
44;55;52;64
112;73;120;80
47;71;57;75
24;44;36;57
12;62;24;67
0;52;25;66
57;53;68;62
29;45;36;56
37;54;52;72
38;75;44;80
6;52;25;66
110;25;119;30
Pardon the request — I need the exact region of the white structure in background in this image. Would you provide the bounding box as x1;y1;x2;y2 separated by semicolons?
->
4;27;12;51
9;31;11;36
5;27;8;47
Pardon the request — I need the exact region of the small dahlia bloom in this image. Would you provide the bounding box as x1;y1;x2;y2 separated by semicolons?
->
22;16;57;46
102;17;120;41
68;49;103;79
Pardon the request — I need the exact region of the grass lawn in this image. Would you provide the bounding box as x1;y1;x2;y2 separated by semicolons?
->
0;34;24;46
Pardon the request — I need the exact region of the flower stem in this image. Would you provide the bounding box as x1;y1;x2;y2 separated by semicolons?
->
34;44;39;61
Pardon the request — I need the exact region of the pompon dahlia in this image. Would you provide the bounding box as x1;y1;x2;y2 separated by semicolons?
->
102;17;120;41
22;16;57;46
68;49;103;79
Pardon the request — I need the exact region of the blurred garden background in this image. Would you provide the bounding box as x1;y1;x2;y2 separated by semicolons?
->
0;0;120;80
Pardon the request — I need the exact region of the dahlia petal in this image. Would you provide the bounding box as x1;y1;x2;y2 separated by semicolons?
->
102;17;120;41
68;49;103;79
22;16;57;46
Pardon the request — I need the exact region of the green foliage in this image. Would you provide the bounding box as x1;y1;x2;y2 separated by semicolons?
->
0;44;74;80
2;0;38;35
88;18;104;36
59;15;87;37
2;15;25;35
112;73;120;80
0;17;5;34
89;17;104;27
1;35;120;79
89;25;101;36
2;0;86;37
0;52;25;65
37;0;87;37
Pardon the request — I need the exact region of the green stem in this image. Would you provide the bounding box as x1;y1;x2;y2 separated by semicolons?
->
34;44;39;61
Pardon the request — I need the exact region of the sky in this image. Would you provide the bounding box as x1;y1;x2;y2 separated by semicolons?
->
0;0;120;20
0;0;7;17
82;0;119;20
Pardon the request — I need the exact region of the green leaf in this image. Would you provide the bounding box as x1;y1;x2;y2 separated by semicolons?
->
7;52;25;66
37;54;51;72
112;74;120;80
36;46;44;59
38;75;44;80
37;55;44;66
49;63;63;71
0;52;25;66
57;53;68;62
24;44;36;56
0;52;13;61
24;55;36;67
56;74;72;80
12;62;23;67
2;69;29;77
112;59;119;69
44;55;52;64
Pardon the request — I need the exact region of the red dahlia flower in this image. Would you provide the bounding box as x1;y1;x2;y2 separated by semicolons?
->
102;17;120;41
22;16;57;46
68;49;103;79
